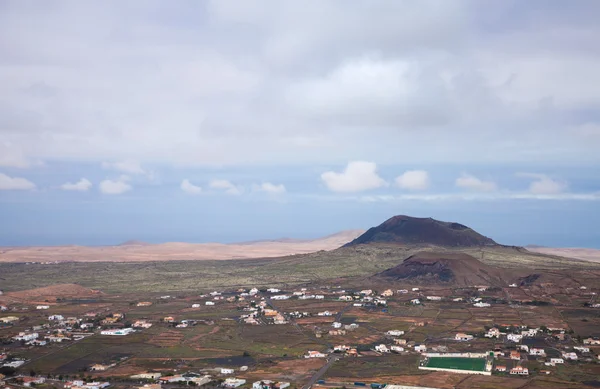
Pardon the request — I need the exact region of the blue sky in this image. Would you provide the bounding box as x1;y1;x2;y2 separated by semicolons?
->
1;1;600;247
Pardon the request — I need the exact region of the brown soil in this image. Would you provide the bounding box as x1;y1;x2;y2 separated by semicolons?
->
3;283;101;301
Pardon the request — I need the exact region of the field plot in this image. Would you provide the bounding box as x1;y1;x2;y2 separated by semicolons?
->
424;357;486;372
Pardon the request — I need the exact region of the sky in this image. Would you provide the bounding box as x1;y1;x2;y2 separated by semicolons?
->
1;0;600;247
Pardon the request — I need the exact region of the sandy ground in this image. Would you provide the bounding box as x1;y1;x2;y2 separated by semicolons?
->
527;247;600;263
0;230;363;263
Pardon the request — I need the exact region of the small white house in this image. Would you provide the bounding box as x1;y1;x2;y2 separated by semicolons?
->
386;330;404;337
36;305;50;310
414;345;427;353
305;351;326;358
455;333;474;341
374;344;390;353
220;368;234;375
192;304;201;308
507;333;523;342
205;301;215;306
332;322;342;329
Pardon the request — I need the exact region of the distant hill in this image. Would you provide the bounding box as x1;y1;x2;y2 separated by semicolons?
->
376;251;509;287
346;215;497;247
0;230;365;263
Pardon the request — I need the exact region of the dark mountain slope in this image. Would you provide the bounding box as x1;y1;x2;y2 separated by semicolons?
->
377;251;510;287
346;215;497;247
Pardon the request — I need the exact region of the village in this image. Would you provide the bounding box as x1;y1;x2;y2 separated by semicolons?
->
1;279;600;389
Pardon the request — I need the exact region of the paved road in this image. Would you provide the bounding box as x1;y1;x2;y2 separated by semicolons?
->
302;355;340;389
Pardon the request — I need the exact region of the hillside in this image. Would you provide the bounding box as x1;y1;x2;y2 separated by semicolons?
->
0;283;101;302
376;251;510;287
346;215;497;247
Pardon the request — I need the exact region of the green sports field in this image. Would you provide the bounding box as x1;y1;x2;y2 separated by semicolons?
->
424;357;487;371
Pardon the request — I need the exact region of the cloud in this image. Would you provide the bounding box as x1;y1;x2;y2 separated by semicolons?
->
209;179;243;195
395;170;430;191
255;182;286;195
181;179;202;195
1;1;600;169
99;176;132;195
571;122;600;138
455;173;497;192
0;172;36;190
60;178;92;192
321;161;387;192
102;160;146;175
518;173;567;194
0;143;33;168
329;192;600;203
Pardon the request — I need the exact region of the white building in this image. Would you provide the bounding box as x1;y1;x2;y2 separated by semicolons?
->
271;295;290;300
205;301;215;306
473;302;491;308
562;352;578;360
507;333;523;342
550;358;564;364
267;288;280;293
574;346;590;353
305;351;326;358
485;328;502;338
390;345;404;353
13;332;39;341
374;344;390;353
386;330;404;336
100;328;135;336
220;368;234;375
192;304;201;308
426;296;442;301
414;345;427;353
530;348;545;356
455;333;474;341
332;322;342;328
411;299;421;305
36;305;50;310
223;378;246;388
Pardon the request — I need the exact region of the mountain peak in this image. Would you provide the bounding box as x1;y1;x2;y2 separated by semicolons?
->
345;215;497;247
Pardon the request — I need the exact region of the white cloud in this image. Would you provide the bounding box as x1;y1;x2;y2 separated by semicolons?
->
0;143;33;168
99;176;132;195
395;170;430;191
321;161;387;193
102;160;146;175
1;1;600;168
255;182;286;194
455;173;497;192
181;179;202;195
0;172;36;190
571;122;600;138
518;173;567;194
60;178;92;192
209;179;243;195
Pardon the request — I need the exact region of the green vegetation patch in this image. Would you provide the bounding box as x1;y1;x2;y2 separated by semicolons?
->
424;357;486;372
